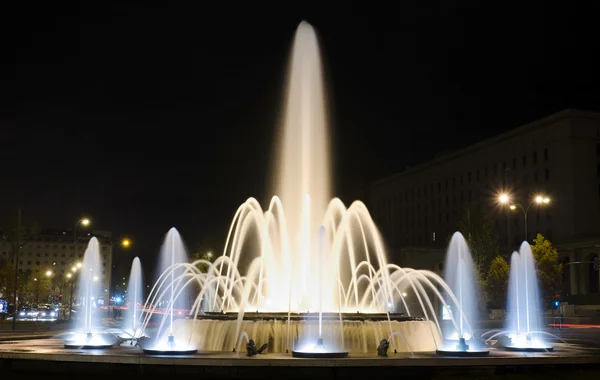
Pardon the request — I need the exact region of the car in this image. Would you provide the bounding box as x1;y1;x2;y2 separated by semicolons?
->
17;307;40;319
37;305;58;320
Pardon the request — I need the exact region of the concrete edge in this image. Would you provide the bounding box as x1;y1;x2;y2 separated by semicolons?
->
1;351;600;367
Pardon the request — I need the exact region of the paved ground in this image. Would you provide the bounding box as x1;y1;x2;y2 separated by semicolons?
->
0;321;599;379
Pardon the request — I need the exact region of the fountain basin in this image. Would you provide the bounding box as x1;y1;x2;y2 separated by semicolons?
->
142;347;199;355
435;348;490;357
201;312;421;322
291;350;349;358
139;335;198;355
292;338;348;358
64;333;118;349
435;337;490;357
176;317;441;353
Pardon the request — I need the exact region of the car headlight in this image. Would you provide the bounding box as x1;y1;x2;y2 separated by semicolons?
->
42;312;46;316
19;312;25;316
50;311;56;316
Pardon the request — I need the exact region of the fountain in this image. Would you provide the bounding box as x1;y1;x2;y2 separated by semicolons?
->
504;242;553;352
436;232;489;356
120;257;145;342
140;228;197;354
138;21;477;357
64;238;117;349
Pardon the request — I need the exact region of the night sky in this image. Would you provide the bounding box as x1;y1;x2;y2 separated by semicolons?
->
4;3;600;280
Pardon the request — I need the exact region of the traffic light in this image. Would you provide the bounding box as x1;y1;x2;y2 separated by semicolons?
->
554;300;560;308
59;294;63;302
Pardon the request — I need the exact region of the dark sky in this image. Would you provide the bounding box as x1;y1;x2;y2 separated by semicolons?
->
4;2;600;280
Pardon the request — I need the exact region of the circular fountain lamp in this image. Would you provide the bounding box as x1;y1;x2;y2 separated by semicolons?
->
504;345;553;353
142;347;198;355
291;338;349;358
64;332;117;349
503;334;554;352
435;338;490;357
141;335;198;355
435;348;490;357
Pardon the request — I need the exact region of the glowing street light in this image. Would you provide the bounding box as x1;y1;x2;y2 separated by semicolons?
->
535;195;551;204
45;270;52;277
500;193;552;242
121;238;131;248
76;262;82;268
81;218;90;226
66;273;72;279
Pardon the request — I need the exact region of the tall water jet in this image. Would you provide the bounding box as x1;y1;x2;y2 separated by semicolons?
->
275;20;333;312
436;232;488;356
64;237;116;349
505;242;552;351
122;257;144;339
140;227;197;354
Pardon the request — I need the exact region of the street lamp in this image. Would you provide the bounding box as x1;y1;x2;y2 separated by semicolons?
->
121;238;131;248
67;263;82;320
498;193;510;205
68;259;84;321
499;193;552;242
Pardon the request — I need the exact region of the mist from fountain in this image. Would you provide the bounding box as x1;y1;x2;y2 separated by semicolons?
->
138;21;476;355
122;257;143;339
505;242;551;350
64;237;116;348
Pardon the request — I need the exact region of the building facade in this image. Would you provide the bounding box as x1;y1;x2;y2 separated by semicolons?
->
369;109;600;303
0;229;113;305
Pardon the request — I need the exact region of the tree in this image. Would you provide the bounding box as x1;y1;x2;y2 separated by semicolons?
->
530;233;561;306
25;267;51;305
191;249;217;274
485;256;510;309
0;258;15;299
457;203;501;284
0;259;28;305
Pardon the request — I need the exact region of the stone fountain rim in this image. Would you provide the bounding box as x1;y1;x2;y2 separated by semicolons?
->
198;312;424;322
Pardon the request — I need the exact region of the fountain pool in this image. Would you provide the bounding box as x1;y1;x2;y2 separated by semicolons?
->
137;21;478;357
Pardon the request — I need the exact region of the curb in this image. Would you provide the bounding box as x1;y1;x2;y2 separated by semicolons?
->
0;334;55;342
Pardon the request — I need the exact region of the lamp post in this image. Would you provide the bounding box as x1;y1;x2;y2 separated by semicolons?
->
499;193;551;242
11;208;21;331
68;263;82;321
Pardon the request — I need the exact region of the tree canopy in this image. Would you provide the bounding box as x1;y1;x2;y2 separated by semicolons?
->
485;255;510;309
530;233;561;305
